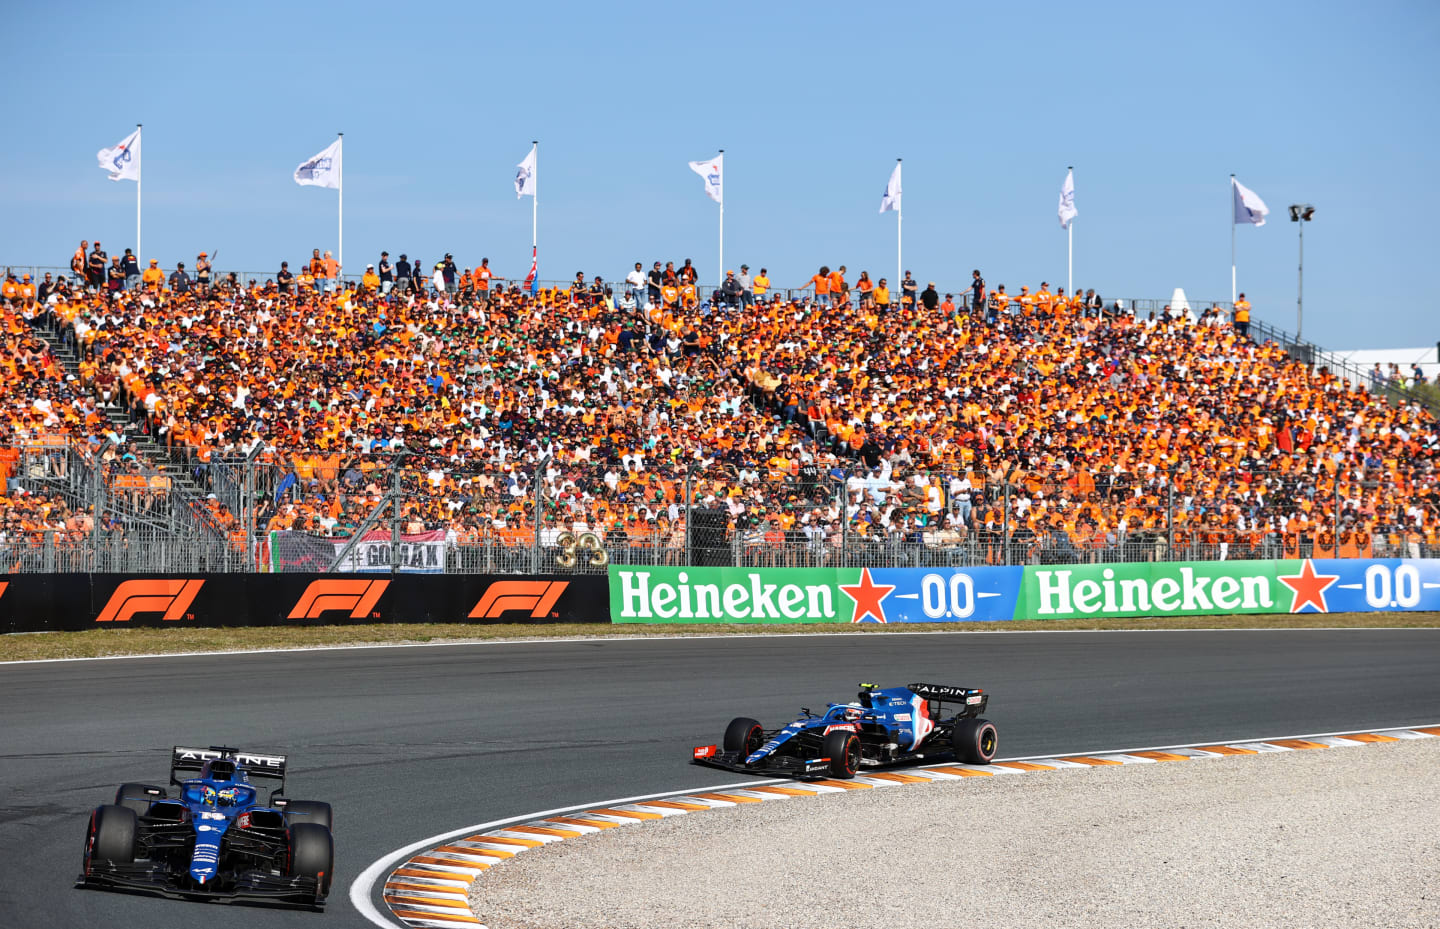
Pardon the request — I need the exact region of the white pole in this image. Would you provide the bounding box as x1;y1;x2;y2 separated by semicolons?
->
1066;164;1073;296
1229;174;1236;304
337;132;344;281
718;149;724;288
896;157;902;291
532;141;538;250
135;123;142;264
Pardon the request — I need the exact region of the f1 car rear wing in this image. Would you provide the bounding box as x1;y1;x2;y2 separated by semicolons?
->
907;682;985;703
170;746;288;789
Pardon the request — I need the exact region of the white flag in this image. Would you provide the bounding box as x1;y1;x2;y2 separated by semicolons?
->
688;154;723;205
879;161;902;213
295;138;342;189
1232;177;1269;226
97;127;141;182
1058;168;1077;228
515;145;536;199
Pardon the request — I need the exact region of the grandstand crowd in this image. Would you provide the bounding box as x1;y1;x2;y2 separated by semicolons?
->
1;237;1437;567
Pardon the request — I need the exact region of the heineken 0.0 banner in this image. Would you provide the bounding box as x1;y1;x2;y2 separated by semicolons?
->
608;559;1440;624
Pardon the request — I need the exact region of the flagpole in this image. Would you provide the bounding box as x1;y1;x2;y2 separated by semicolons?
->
135;123;142;263
896;157;902;291
532;141;538;252
1230;173;1236;304
717;149;724;287
337;132;344;281
1066;165;1073;296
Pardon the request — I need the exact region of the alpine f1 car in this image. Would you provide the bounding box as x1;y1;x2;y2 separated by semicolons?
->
78;746;333;908
693;682;997;779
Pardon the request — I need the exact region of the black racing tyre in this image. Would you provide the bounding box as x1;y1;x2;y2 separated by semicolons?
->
953;718;998;764
284;800;334;831
288;822;334;895
114;783;159;816
85;804;137;871
821;730;862;779
723;717;765;756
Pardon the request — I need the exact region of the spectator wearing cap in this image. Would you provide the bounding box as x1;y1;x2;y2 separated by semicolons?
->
920;281;940;311
87;243;107;292
362;264;380;291
900;271;918;308
276;261;294;294
394;254;411;292
442;254;458;293
971;270;986;317
106;256;125;294
720;270;743;309
368;252;388;294
142;259;163;292
120;249;141;291
408;256;426;293
169;261;191;294
195;252;212;292
737;265;754;310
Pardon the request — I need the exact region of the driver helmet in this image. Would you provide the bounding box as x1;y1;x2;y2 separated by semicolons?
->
842;706;864;722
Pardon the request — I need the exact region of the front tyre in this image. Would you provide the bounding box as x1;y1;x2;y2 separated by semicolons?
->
953;718;998;764
288;822;334;896
723;717;765;757
821;730;862;779
84;804;137;873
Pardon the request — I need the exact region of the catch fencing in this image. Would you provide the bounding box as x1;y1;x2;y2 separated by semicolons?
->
3;453;1430;574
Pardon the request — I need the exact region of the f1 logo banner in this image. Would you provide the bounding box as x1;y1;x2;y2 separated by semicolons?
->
469;581;569;620
95;579;205;623
288;579;390;620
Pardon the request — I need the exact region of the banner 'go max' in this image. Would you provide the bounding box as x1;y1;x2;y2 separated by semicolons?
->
608;560;1440;624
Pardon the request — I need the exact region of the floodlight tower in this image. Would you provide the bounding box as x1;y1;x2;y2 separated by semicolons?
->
1288;203;1315;340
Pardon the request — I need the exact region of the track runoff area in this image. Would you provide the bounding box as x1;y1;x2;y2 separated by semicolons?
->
361;722;1440;929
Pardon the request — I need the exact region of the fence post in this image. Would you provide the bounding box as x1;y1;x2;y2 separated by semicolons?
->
1001;480;1010;566
243;455;255;572
532;456;550;574
390;456;402;577
837;476;848;567
1167;470;1175;561
684;461;696;567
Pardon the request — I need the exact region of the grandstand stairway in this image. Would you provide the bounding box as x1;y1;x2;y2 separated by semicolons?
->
34;323;225;538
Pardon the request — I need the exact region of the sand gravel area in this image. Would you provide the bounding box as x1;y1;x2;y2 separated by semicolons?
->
470;737;1440;929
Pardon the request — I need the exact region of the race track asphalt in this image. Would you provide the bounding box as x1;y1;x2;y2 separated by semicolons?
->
1;628;1437;929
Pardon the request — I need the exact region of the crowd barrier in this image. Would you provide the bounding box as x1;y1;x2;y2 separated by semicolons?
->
608;559;1440;624
0;573;607;634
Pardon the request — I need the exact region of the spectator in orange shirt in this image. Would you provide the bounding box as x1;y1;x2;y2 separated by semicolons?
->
798;266;832;306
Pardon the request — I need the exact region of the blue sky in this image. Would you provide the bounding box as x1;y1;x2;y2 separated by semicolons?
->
3;0;1436;350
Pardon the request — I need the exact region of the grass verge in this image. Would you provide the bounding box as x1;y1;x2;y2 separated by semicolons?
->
2;612;1438;663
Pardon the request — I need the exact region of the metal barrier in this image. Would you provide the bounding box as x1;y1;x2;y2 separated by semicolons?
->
4;454;1431;573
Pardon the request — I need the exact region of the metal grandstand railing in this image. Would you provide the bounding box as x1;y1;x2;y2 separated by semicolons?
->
2;455;1432;573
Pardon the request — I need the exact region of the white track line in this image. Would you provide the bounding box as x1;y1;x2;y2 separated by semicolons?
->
6;625;1434;666
351;721;1439;929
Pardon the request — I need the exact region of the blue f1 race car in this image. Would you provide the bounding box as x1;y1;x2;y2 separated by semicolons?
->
693;683;997;779
78;746;333;909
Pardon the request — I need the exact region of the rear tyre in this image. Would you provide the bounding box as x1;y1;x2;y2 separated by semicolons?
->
953;718;998;764
822;730;862;779
115;783;159;816
85;804;137;872
288;822;334;896
723;717;765;757
284;800;334;831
